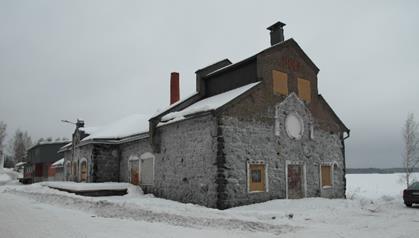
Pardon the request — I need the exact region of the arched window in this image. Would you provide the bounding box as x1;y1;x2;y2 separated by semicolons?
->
72;161;77;181
140;152;155;186
79;158;88;182
65;161;71;181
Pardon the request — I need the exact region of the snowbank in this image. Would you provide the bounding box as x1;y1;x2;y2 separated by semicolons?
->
2;172;418;238
41;181;131;192
0;168;20;185
0;173;10;182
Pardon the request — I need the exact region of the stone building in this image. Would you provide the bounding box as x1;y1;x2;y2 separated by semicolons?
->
63;21;349;209
60;115;151;184
148;21;349;209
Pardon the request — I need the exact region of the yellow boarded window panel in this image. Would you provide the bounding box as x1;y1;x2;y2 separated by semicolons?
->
321;165;332;187
272;70;288;96
249;164;266;192
298;78;311;102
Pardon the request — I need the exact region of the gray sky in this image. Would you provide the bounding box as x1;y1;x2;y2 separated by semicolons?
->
1;0;418;168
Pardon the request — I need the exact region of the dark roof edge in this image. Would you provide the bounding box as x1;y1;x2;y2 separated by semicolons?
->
204;56;257;78
318;94;349;132
76;132;149;147
195;58;232;74
149;93;202;121
28;141;71;151
215;81;263;114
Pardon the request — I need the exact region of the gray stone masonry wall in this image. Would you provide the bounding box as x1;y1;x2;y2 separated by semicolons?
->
153;113;219;208
119;137;152;183
66;144;93;182
221;93;345;208
92;144;120;182
63;151;72;181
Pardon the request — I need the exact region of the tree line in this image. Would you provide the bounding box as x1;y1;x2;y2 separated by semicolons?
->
0;121;32;167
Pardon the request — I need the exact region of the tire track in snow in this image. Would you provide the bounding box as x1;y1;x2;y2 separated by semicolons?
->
4;188;295;235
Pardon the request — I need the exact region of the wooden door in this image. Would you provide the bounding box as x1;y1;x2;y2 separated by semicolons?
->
80;161;87;182
130;160;140;185
287;164;304;199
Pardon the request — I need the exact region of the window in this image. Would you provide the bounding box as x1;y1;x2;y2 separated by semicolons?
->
285;113;304;140
248;162;266;192
272;70;288;96
80;159;88;182
297;78;311;102
140;153;155;185
321;165;332;188
310;125;314;139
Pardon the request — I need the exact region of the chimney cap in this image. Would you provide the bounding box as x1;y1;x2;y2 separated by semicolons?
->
267;21;286;31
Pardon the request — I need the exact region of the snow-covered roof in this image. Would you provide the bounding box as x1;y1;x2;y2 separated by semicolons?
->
15;162;26;167
82;114;150;141
51;158;64;168
151;92;199;118
28;140;71;150
159;82;260;125
78;127;99;135
58;142;72;153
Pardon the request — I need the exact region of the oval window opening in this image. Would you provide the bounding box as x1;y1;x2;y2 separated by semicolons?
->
285;113;303;140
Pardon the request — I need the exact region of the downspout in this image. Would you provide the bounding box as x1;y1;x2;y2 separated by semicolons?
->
342;130;350;198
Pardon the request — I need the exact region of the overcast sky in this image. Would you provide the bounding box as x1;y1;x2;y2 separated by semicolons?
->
1;0;418;168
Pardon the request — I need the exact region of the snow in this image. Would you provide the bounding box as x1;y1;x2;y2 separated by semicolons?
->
14;162;26;167
346;173;418;200
82;114;150;141
59;142;72;151
0;168;20;185
78;126;99;135
0;173;10;182
160;82;260;124
1;171;418;237
152;92;199;118
51;158;64;168
42;181;130;192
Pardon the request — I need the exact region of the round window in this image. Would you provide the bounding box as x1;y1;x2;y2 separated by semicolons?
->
285;113;304;140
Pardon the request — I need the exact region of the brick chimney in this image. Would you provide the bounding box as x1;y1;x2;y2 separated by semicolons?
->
170;72;180;105
267;21;286;46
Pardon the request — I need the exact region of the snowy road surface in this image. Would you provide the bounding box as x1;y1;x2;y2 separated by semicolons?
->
0;172;418;238
0;193;278;238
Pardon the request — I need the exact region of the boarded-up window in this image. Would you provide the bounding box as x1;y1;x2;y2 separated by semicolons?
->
321;165;332;187
80;160;87;182
298;78;311;102
272;70;288;96
249;163;266;192
141;157;154;185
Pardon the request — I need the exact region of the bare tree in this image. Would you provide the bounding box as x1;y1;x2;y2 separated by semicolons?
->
8;129;32;163
0;121;6;168
0;121;6;153
402;113;419;187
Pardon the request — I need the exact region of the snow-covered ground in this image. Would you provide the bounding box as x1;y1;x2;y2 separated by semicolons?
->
0;171;418;238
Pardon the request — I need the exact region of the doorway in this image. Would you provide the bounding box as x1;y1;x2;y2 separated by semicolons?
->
129;159;140;185
287;163;305;199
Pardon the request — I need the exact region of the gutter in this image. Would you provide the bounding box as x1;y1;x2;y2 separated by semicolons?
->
75;132;149;148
